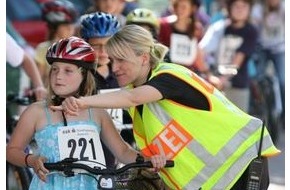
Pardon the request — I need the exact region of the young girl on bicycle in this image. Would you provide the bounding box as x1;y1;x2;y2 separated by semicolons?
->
6;36;166;190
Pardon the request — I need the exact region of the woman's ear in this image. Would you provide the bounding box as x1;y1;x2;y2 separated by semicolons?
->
141;53;150;65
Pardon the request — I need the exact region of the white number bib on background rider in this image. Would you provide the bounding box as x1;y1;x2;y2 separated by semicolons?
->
216;35;242;75
99;88;127;131
58;125;106;167
170;33;197;66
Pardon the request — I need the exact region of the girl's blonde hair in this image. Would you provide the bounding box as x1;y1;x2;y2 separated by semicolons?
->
106;24;168;68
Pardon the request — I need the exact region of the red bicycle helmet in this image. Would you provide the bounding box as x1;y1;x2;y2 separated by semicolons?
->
42;0;79;25
46;36;96;70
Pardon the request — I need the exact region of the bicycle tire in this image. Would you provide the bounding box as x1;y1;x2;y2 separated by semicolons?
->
249;79;268;121
259;76;280;144
6;162;32;190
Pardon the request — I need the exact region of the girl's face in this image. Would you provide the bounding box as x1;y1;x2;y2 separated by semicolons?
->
230;0;251;23
174;0;196;19
50;62;83;97
88;37;110;66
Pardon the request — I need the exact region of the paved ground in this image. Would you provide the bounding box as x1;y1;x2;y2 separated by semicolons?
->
268;129;285;190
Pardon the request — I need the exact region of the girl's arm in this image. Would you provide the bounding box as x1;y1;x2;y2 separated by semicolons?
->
6;104;38;167
98;109;137;164
7;103;54;182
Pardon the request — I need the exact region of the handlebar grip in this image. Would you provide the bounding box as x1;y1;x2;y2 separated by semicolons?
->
44;163;63;170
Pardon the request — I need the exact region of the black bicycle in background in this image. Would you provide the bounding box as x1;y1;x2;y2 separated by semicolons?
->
248;44;283;145
6;94;34;190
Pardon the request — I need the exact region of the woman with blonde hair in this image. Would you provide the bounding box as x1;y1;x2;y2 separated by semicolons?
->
53;25;279;190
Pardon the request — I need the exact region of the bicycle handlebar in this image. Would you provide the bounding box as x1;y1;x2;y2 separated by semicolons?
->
44;157;174;176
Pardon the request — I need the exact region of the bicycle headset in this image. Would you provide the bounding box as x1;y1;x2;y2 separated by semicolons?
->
41;0;79;25
80;12;120;40
46;36;96;70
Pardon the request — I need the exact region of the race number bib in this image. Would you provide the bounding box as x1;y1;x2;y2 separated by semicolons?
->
58;125;106;167
170;33;197;66
216;35;242;75
99;88;124;129
217;35;243;66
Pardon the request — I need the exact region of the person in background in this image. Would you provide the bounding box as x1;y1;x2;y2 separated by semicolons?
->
7;32;47;101
6;36;167;190
126;8;160;41
86;0;128;26
51;25;279;190
161;0;210;28
80;12;120;90
34;0;79;87
251;0;285;126
199;0;258;113
158;0;222;87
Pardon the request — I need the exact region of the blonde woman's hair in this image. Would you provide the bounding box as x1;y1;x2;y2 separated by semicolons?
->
47;67;96;105
106;24;168;68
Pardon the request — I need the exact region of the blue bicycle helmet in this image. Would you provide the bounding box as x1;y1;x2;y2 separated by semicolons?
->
80;12;120;40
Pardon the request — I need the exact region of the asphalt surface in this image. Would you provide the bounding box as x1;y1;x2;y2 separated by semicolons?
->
268;129;285;190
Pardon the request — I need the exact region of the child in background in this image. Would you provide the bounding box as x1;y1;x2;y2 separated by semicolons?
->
34;0;79;87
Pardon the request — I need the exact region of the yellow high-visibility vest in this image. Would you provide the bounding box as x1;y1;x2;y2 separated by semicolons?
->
129;63;280;190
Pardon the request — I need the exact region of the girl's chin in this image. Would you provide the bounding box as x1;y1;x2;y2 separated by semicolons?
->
52;90;69;97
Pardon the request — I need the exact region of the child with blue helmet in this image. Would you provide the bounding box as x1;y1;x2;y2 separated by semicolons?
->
80;12;120;90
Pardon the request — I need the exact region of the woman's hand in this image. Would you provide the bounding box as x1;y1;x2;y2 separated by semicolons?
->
50;96;86;116
148;154;167;172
